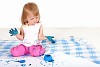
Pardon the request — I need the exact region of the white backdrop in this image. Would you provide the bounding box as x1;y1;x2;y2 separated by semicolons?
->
0;0;100;28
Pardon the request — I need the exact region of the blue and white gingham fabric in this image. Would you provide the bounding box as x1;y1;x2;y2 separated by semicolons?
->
42;36;100;64
0;36;100;64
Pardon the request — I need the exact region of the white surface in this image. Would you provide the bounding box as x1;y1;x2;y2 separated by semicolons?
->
51;52;100;67
0;52;99;67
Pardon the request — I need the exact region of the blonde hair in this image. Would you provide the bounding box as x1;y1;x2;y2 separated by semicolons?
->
21;2;40;25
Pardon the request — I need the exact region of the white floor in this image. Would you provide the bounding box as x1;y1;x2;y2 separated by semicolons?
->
0;27;100;52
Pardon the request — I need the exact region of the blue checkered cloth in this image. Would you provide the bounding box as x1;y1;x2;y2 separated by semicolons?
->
0;36;100;64
42;36;100;64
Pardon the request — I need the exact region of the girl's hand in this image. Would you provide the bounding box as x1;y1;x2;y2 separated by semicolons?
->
9;28;18;36
45;36;55;43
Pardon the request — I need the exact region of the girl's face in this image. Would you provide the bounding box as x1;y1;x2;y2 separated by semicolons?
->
26;13;39;25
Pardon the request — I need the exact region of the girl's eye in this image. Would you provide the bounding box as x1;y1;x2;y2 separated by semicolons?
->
30;18;34;20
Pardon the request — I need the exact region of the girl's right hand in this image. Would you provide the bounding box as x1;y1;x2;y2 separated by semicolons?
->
9;28;18;36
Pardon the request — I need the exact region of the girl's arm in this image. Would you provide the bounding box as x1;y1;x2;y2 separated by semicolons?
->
38;24;47;40
16;27;24;41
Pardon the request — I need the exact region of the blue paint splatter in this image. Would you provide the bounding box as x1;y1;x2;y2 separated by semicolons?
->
29;64;31;66
44;54;54;67
40;61;43;65
19;60;25;63
21;64;26;67
44;54;54;62
6;60;10;64
14;60;25;63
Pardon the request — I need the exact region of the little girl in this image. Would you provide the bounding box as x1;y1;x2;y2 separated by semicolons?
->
9;2;46;57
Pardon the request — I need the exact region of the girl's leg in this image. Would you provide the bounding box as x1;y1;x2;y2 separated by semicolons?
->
39;46;45;55
10;44;29;57
29;45;45;57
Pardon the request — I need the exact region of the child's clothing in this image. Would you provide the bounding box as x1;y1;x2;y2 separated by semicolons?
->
22;23;41;46
11;44;45;57
10;23;45;57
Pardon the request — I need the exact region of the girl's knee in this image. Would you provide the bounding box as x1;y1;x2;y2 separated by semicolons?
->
29;45;45;57
10;44;28;57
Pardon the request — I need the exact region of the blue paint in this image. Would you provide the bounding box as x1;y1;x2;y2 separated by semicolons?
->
15;60;25;63
70;36;74;41
44;55;54;62
21;64;26;67
8;54;13;57
41;36;56;43
43;55;54;67
29;64;31;66
45;36;56;43
70;36;80;46
93;61;100;64
9;28;18;36
40;61;43;65
6;60;10;64
19;60;25;63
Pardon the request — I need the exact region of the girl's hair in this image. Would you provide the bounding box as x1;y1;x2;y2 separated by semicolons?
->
21;2;40;25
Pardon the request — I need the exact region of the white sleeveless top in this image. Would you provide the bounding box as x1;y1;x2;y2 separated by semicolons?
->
22;23;41;46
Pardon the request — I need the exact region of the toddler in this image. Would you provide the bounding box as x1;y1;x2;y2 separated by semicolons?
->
9;2;46;57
